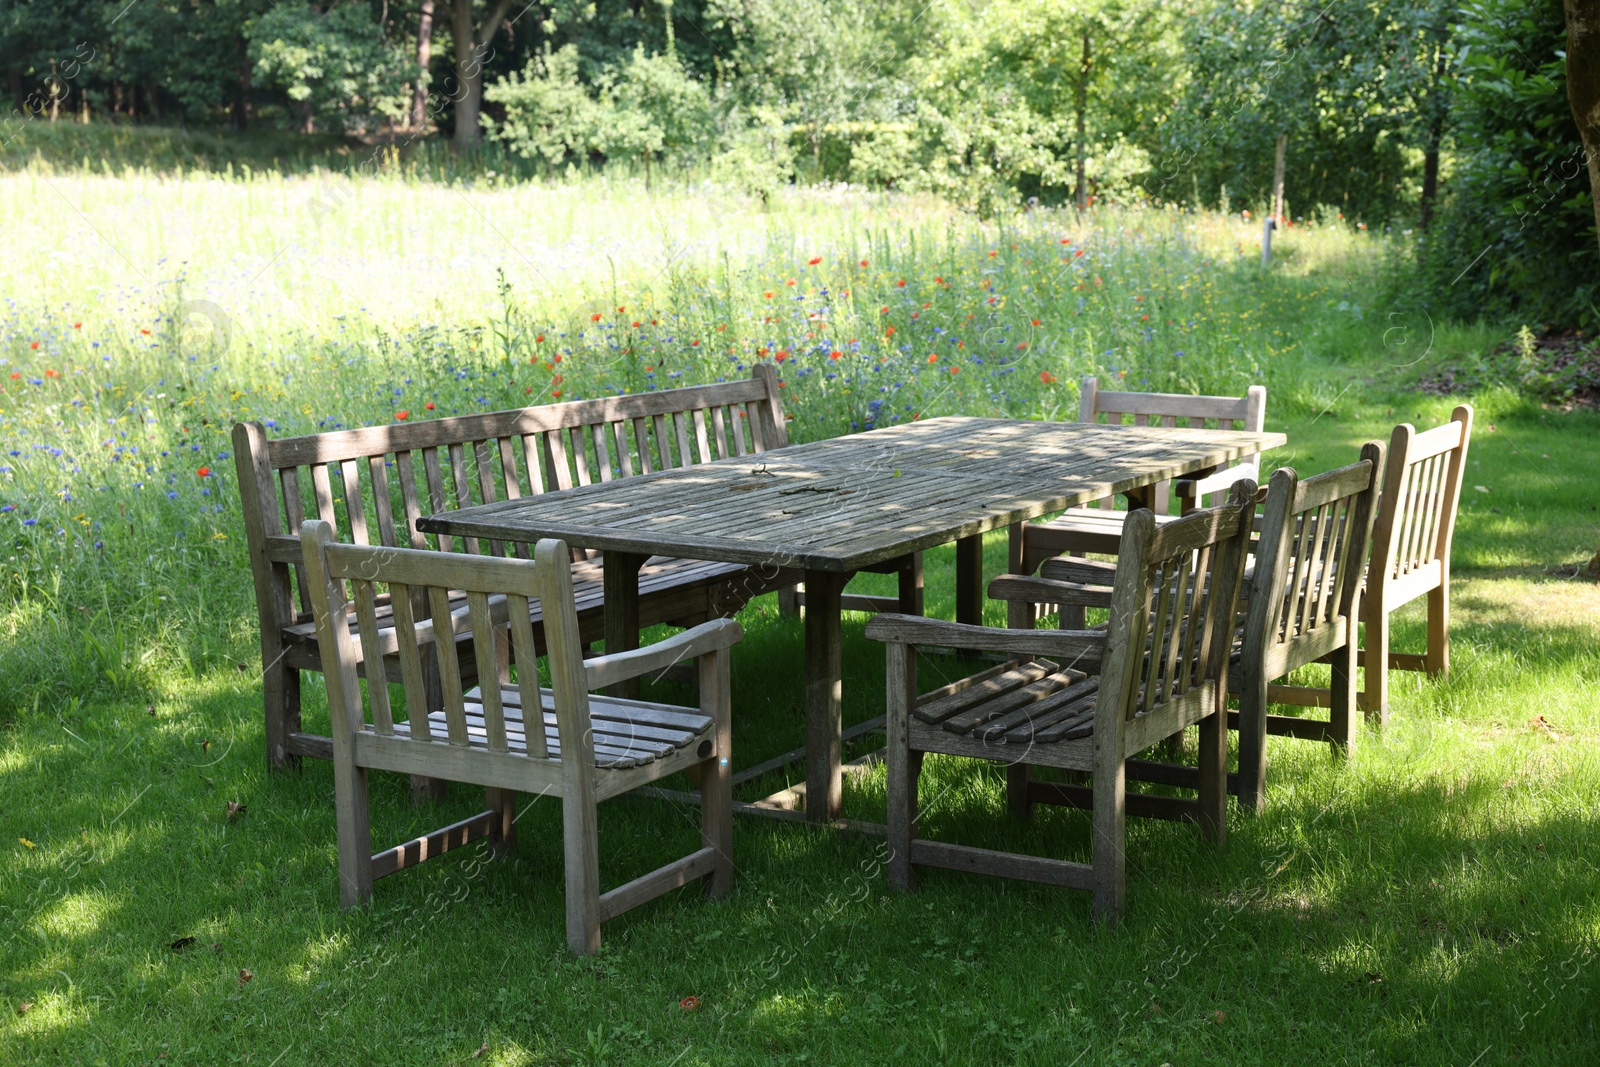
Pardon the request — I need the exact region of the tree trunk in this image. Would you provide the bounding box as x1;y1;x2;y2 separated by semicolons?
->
412;0;435;129
48;59;59;122
1074;26;1091;212
452;0;514;151
1418;50;1449;230
1271;133;1287;221
1563;0;1600;576
232;57;252;131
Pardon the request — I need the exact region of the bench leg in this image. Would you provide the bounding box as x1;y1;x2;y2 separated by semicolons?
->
778;584;801;618
486;787;518;857
1425;582;1449;677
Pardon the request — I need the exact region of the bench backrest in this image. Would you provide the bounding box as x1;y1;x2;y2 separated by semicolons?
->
234;367;787;629
1368;405;1472;597
1098;481;1256;734
302;519;588;765
1078;376;1267;513
1245;443;1384;680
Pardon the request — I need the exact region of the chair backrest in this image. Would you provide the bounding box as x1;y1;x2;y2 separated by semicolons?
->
301;519;593;766
1096;481;1257;737
1245;443;1385;678
1368;405;1473;595
235;367;787;628
1077;376;1267;513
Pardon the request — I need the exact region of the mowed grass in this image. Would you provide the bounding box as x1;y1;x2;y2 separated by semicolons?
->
3;151;1600;1064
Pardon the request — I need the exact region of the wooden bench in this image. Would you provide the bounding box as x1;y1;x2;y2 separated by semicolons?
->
234;366;792;770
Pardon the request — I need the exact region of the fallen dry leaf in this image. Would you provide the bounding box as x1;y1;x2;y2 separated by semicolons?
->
678;995;701;1011
226;801;247;823
238;968;253;985
18;837;35;850
212;942;223;954
472;1041;489;1058
1529;715;1557;736
17;1001;32;1015
170;936;197;953
1213;1010;1227;1024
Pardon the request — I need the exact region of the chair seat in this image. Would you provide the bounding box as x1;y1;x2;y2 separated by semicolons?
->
387;685;713;770
282;553;749;648
915;659;1103;746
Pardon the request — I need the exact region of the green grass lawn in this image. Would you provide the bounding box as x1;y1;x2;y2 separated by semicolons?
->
3;152;1599;1064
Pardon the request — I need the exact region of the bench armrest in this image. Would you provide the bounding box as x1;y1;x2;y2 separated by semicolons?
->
987;574;1113;609
863;614;1106;669
584;618;743;691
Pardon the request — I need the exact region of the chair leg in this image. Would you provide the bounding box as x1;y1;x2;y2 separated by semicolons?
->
1329;634;1359;755
563;770;603;956
1060;553;1087;631
333;757;374;910
699;646;735;901
486;788;518;857
1090;757;1126;925
885;641;919;891
778;585;801;617
1425;583;1449;676
1005;763;1033;820
1197;713;1227;844
1236;669;1269;814
262;655;301;771
1362;609;1391;725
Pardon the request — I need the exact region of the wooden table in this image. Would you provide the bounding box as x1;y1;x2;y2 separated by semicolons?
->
417;416;1285;821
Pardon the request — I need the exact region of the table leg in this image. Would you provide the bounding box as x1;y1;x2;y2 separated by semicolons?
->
955;534;984;626
804;569;846;822
602;550;646;699
1125;484;1157;514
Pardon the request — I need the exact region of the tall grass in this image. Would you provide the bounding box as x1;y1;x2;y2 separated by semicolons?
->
4;169;1400;713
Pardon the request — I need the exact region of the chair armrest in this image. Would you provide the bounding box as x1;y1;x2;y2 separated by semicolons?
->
1037;558;1120;585
863;614;1106;668
584;618;743;691
987;574;1113;609
1175;461;1261;505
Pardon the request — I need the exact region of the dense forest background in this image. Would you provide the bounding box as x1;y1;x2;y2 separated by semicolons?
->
3;0;1597;326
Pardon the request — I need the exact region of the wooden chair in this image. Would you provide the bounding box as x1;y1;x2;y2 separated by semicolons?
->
301;519;739;955
1233;443;1385;810
1271;405;1472;721
235;368;791;771
1014;376;1267;581
864;482;1257;923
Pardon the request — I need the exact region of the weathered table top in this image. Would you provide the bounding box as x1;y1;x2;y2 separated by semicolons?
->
417;417;1285;572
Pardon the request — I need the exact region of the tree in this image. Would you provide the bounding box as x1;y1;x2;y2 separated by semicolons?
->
1561;0;1600;576
449;0;515;149
246;2;411;133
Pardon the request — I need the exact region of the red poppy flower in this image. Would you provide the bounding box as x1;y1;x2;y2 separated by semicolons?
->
829;350;841;360
552;389;562;398
785;279;796;287
949;365;959;374
1039;370;1057;384
535;333;545;343
425;402;435;410
775;350;788;362
1031;319;1041;326
1075;250;1085;257
590;312;602;322
395;411;409;420
616;305;626;313
196;467;211;477
859;259;869;267
8;372;19;380
884;326;895;336
553;374;563;384
691;340;700;347
29;341;39;350
896;279;906;288
140;329;151;335
763;290;774;299
807;257;822;265
632;321;641;328
44;369;60;378
926;353;938;363
73;322;82;329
